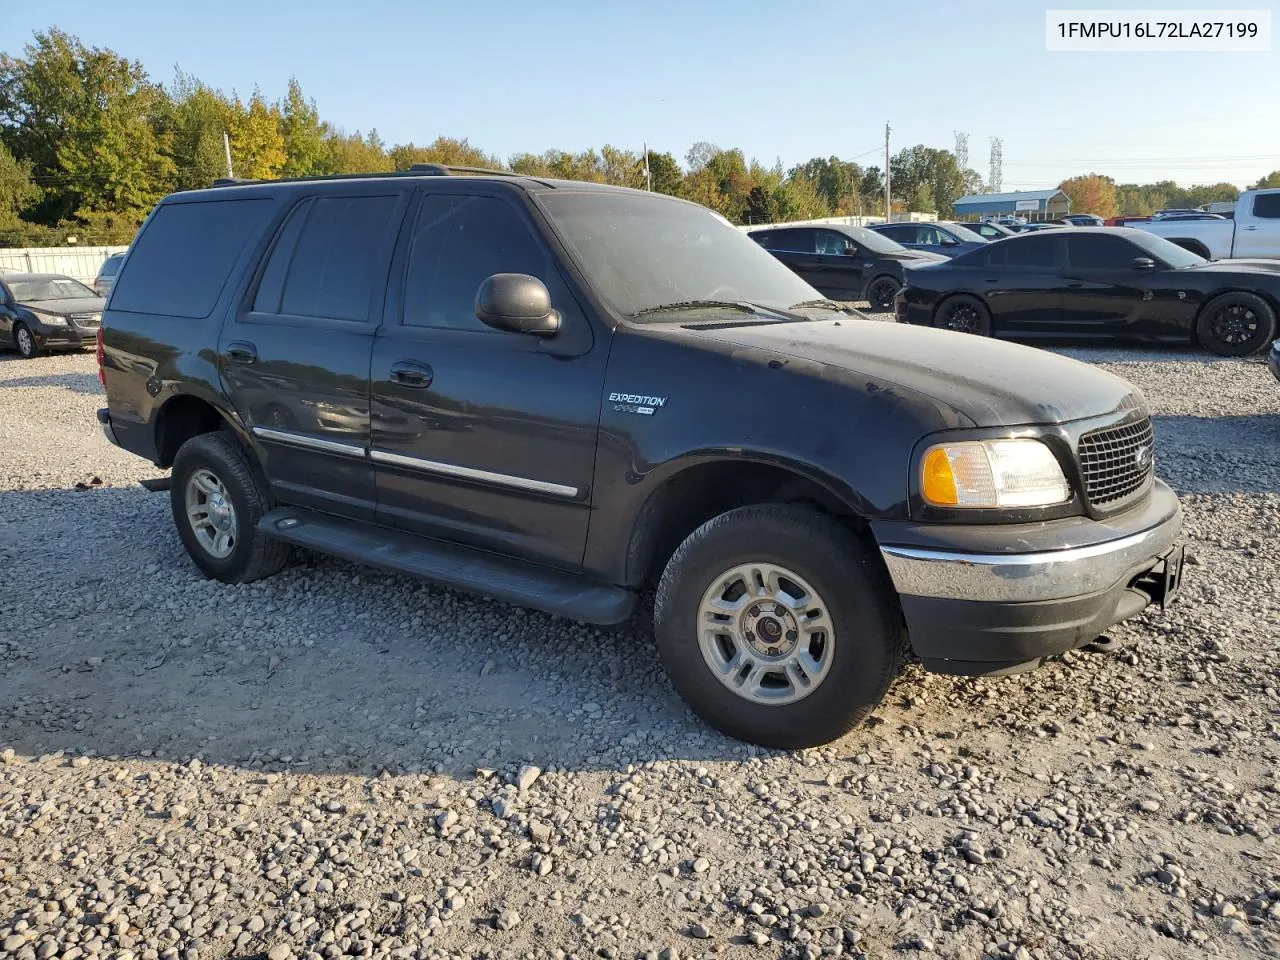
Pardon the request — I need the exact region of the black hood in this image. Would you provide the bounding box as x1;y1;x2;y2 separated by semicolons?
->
681;317;1141;428
1182;258;1280;277
20;296;106;316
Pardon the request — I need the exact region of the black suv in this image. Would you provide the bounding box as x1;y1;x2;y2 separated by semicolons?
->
748;224;944;310
99;167;1185;748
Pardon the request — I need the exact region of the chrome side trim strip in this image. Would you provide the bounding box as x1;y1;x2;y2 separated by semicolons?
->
879;513;1181;603
369;448;579;499
252;426;367;459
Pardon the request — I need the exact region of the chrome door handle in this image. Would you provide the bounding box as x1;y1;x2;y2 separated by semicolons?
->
389;361;433;388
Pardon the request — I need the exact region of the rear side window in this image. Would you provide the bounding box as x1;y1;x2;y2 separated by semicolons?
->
1005;235;1059;268
403;195;551;330
110;198;274;318
1067;234;1137;269
1252;193;1280;219
99;256;123;278
254;195;401;322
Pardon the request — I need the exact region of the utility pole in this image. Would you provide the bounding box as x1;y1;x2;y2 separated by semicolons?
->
643;141;652;192
884;122;891;221
223;132;234;179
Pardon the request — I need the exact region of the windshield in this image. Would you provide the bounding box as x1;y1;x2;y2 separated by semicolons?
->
1128;231;1208;268
9;276;99;301
539;192;818;319
839;225;908;255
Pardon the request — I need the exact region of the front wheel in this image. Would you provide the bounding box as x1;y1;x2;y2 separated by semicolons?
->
1195;291;1276;357
653;505;903;748
934;295;992;336
170;431;291;583
866;275;901;312
14;324;38;358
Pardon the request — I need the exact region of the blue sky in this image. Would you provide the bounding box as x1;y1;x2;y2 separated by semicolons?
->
7;0;1279;187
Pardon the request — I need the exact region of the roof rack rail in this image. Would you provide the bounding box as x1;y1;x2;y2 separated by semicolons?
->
208;165;526;189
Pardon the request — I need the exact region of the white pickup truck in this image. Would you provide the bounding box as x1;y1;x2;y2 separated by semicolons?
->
1135;188;1280;260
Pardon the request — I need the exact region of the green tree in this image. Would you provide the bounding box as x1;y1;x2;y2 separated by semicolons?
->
279;78;328;177
0;28;173;224
1254;170;1280;189
789;156;862;211
508;152;552;177
644;150;683;196
0;141;37;223
910;182;935;212
600;145;644;188
164;71;233;190
773;173;828;222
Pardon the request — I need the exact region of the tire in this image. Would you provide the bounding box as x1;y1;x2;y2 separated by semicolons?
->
933;294;992;336
653;505;903;749
866;275;901;312
170;431;291;583
14;324;39;358
1195;291;1277;357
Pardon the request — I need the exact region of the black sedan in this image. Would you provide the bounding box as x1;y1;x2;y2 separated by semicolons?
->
1;273;106;358
895;227;1280;356
748;224;946;310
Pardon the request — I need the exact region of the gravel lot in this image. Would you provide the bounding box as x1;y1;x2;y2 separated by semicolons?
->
2;334;1279;960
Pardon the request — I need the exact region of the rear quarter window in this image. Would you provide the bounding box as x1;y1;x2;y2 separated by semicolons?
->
110;197;275;318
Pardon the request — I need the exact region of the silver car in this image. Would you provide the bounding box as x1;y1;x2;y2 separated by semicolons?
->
94;253;127;297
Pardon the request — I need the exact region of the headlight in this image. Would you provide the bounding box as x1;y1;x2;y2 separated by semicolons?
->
921;438;1070;508
31;310;68;326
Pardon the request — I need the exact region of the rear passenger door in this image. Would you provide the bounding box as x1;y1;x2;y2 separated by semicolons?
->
369;187;606;571
754;228;820;288
220;187;410;520
813;230;866;299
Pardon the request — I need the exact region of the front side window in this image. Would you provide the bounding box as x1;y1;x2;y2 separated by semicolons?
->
816;231;854;256
403;194;551;330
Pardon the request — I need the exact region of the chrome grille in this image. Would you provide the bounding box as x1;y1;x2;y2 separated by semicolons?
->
1077;416;1154;508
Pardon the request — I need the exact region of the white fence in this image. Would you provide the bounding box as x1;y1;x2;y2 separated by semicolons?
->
0;246;129;283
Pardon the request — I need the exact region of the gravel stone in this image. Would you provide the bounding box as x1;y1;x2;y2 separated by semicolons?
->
2;346;1279;959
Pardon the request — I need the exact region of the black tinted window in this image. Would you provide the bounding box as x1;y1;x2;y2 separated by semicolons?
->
878;225;912;242
1005;235;1058;268
1253;193;1280;219
253;200;311;313
404;195;549;330
272;195;400;322
1067;234;1137;269
100;256;123;278
111;198;274;318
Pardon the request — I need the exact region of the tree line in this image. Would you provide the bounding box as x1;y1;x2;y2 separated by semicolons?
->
2;29;1277;247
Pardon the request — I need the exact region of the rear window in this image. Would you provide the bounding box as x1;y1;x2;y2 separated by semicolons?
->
99;256;124;278
1253;193;1280;219
110;198;274;318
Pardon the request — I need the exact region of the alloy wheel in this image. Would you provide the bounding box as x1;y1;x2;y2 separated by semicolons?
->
184;468;238;559
1209;302;1259;348
697;562;835;705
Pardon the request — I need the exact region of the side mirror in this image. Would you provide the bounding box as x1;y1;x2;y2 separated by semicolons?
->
475;274;561;336
940;236;959;246
1131;257;1156;271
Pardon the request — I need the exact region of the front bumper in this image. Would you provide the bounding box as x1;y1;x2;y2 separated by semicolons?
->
875;480;1183;675
1268;339;1280;384
34;324;97;348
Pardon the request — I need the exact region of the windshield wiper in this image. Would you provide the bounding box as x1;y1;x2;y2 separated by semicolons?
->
789;298;862;315
631;299;777;318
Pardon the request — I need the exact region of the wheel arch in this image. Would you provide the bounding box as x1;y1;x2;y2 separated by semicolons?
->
622;454;875;590
153;392;249;468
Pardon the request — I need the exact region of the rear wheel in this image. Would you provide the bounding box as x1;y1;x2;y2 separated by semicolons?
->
866;275;901;312
653;505;902;749
934;294;992;336
1195;291;1276;356
170;431;291;583
14;324;38;358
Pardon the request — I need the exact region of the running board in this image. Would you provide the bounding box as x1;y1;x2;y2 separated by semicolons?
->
258;507;636;625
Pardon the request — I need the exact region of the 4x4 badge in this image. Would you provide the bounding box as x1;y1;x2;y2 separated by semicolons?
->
609;392;667;416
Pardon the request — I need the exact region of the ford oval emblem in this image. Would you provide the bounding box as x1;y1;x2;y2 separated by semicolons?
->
1134;444;1153;471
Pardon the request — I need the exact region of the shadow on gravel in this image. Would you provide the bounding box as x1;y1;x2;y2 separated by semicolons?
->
0;486;756;778
1153;414;1280;495
0;371;104;394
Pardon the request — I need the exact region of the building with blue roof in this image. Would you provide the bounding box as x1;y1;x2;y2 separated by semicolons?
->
954;189;1071;221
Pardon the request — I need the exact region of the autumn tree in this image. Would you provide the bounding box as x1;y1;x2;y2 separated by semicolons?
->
225;88;285;180
325;129;393;174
